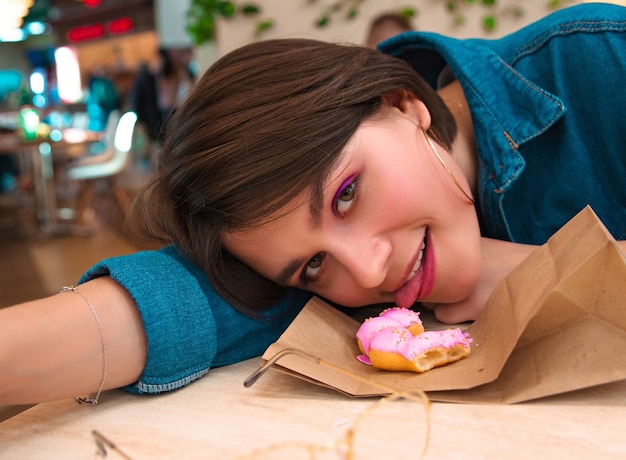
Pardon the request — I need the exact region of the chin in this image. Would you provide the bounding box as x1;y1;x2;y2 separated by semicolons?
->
425;270;480;304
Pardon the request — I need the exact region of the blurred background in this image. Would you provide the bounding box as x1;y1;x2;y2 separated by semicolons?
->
0;0;619;307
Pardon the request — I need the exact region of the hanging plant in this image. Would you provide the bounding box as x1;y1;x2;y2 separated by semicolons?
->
186;0;265;45
185;0;578;47
443;0;574;33
444;0;498;31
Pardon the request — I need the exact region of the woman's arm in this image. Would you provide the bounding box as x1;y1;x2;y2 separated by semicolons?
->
0;276;147;405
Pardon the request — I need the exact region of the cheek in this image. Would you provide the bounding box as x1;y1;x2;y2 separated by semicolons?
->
313;280;387;307
427;210;482;303
380;156;440;216
374;176;425;221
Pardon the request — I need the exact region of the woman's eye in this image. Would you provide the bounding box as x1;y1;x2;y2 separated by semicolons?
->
335;178;357;217
304;252;324;281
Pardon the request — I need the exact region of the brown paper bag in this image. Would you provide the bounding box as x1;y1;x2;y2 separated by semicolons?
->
260;206;626;403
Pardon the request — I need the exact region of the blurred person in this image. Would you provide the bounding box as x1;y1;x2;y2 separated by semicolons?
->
86;67;121;132
365;12;414;49
131;47;196;143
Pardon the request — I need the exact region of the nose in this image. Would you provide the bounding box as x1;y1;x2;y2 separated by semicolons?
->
332;234;391;289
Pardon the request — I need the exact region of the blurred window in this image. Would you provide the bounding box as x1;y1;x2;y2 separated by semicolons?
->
55;47;82;103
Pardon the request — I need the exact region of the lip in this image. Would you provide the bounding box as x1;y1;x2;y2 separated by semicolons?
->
393;229;435;308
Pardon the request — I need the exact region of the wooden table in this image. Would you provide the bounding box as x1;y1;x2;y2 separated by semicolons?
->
1;358;625;459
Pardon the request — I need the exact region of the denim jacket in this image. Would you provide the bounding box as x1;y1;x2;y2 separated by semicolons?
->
381;3;626;243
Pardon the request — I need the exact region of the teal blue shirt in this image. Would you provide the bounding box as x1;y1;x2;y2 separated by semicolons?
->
80;245;311;394
381;3;626;243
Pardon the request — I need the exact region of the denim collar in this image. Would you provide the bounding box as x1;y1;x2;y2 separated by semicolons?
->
380;31;566;189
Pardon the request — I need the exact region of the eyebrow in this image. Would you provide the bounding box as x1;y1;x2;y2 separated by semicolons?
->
273;178;326;286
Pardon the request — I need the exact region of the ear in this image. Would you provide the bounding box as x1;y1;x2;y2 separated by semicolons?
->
381;90;432;130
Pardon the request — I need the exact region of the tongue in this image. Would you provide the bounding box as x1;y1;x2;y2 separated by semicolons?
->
394;270;423;308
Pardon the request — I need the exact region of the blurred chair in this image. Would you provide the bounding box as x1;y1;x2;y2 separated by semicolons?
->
65;111;138;225
77;109;120;161
96;109;121;154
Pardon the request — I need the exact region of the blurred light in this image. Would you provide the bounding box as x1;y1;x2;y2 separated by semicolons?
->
62;127;90;143
0;16;23;30
0;0;34;34
19;106;40;141
0;28;25;42
32;94;46;107
67;23;105;42
29;69;46;94
49;129;63;142
23;21;49;36
108;17;133;35
54;47;82;103
4;3;29;18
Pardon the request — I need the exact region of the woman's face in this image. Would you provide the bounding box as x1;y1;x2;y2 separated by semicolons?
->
224;99;481;309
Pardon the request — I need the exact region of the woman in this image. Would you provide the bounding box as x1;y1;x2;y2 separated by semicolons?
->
1;3;625;405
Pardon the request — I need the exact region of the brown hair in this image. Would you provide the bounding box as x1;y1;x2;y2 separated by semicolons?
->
131;38;456;314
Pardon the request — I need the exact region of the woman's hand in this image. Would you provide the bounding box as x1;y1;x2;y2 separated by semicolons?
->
427;238;537;324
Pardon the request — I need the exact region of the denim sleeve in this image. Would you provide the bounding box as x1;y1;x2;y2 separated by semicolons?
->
79;245;311;394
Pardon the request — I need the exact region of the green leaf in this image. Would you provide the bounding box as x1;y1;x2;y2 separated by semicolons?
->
346;8;358;20
241;4;260;15
255;19;274;35
483;14;496;31
316;16;329;27
218;1;236;17
400;7;416;19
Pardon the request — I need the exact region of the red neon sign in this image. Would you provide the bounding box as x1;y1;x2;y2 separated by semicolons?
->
67;17;134;42
67;23;105;42
83;0;102;8
108;17;134;35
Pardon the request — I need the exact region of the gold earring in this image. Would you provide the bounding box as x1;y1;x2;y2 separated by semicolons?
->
421;128;475;204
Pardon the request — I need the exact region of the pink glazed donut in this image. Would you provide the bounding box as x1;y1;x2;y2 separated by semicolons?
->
356;307;472;373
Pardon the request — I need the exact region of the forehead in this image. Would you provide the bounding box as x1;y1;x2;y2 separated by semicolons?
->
221;139;357;263
250;135;357;233
220;187;313;276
